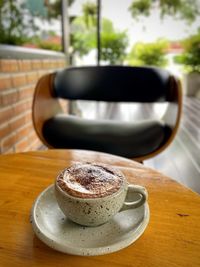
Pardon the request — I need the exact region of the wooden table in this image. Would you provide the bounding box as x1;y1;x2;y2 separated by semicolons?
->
0;149;200;267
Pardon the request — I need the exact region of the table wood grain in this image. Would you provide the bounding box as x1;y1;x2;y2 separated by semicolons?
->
0;149;199;267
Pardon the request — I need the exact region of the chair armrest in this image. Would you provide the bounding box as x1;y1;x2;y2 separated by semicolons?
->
32;73;64;147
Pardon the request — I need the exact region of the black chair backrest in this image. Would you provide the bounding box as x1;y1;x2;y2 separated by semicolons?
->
54;66;171;102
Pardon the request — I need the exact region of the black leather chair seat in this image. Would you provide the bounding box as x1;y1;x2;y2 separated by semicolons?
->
43;114;171;158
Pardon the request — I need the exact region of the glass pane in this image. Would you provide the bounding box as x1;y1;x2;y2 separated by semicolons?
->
69;0;200;71
0;0;63;52
101;0;200;74
68;0;200;118
69;0;97;65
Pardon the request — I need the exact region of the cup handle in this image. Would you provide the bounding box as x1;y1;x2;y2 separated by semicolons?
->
120;185;148;211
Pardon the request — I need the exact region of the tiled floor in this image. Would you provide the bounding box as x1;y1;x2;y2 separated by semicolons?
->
145;97;200;194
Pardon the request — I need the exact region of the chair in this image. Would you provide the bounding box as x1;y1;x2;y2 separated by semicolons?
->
32;66;182;162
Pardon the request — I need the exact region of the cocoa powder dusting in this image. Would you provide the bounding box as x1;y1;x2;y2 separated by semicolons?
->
56;162;125;198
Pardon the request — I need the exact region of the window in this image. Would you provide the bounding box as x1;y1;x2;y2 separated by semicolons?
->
0;0;63;52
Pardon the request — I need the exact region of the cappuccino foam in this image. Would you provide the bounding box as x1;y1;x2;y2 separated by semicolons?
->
56;162;124;198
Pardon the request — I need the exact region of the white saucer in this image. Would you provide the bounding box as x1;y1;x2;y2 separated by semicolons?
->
31;185;150;256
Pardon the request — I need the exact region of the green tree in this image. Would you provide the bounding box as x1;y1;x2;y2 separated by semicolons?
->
174;30;200;72
0;0;75;47
0;0;36;45
70;16;96;58
71;16;128;65
35;30;62;52
82;1;97;27
44;0;76;19
127;39;169;67
101;19;128;64
129;0;200;23
70;2;128;65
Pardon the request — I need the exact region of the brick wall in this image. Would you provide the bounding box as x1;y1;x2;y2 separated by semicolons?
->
0;58;67;154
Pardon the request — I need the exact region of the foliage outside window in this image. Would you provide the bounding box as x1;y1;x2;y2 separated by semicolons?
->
129;0;200;23
70;1;128;65
0;0;63;51
100;19;128;64
127;39;169;67
174;30;200;73
1;0;200;62
127;0;200;68
0;0;36;45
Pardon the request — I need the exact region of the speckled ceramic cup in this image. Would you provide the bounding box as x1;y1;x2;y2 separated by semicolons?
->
54;165;148;227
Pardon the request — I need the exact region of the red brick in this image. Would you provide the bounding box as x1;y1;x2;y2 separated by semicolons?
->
12;74;27;88
15;123;33;142
32;60;42;70
59;60;66;68
15;137;29;152
52;60;59;68
46;60;54;69
0;124;11;139
28;136;42;150
0;60;19;72
18;85;34;100
0;121;33;153
25;111;32;123
26;72;38;84
42;60;51;69
18;60;32;71
3;147;15;154
54;60;61;68
28;130;38;143
0;75;12;91
12;101;27;116
0;106;13;124
10;114;28;131
26;99;33;109
0;57;68;154
0;89;19;107
13;99;32;115
1;133;16;152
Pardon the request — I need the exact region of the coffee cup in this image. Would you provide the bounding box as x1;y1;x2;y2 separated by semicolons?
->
54;162;148;227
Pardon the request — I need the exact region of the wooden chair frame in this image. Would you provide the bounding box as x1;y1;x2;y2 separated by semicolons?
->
32;72;182;162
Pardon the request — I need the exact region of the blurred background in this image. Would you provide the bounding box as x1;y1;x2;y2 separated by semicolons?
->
1;0;200;73
0;0;200;192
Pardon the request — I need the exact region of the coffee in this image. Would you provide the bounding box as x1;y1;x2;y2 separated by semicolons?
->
55;162;148;226
56;162;124;199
